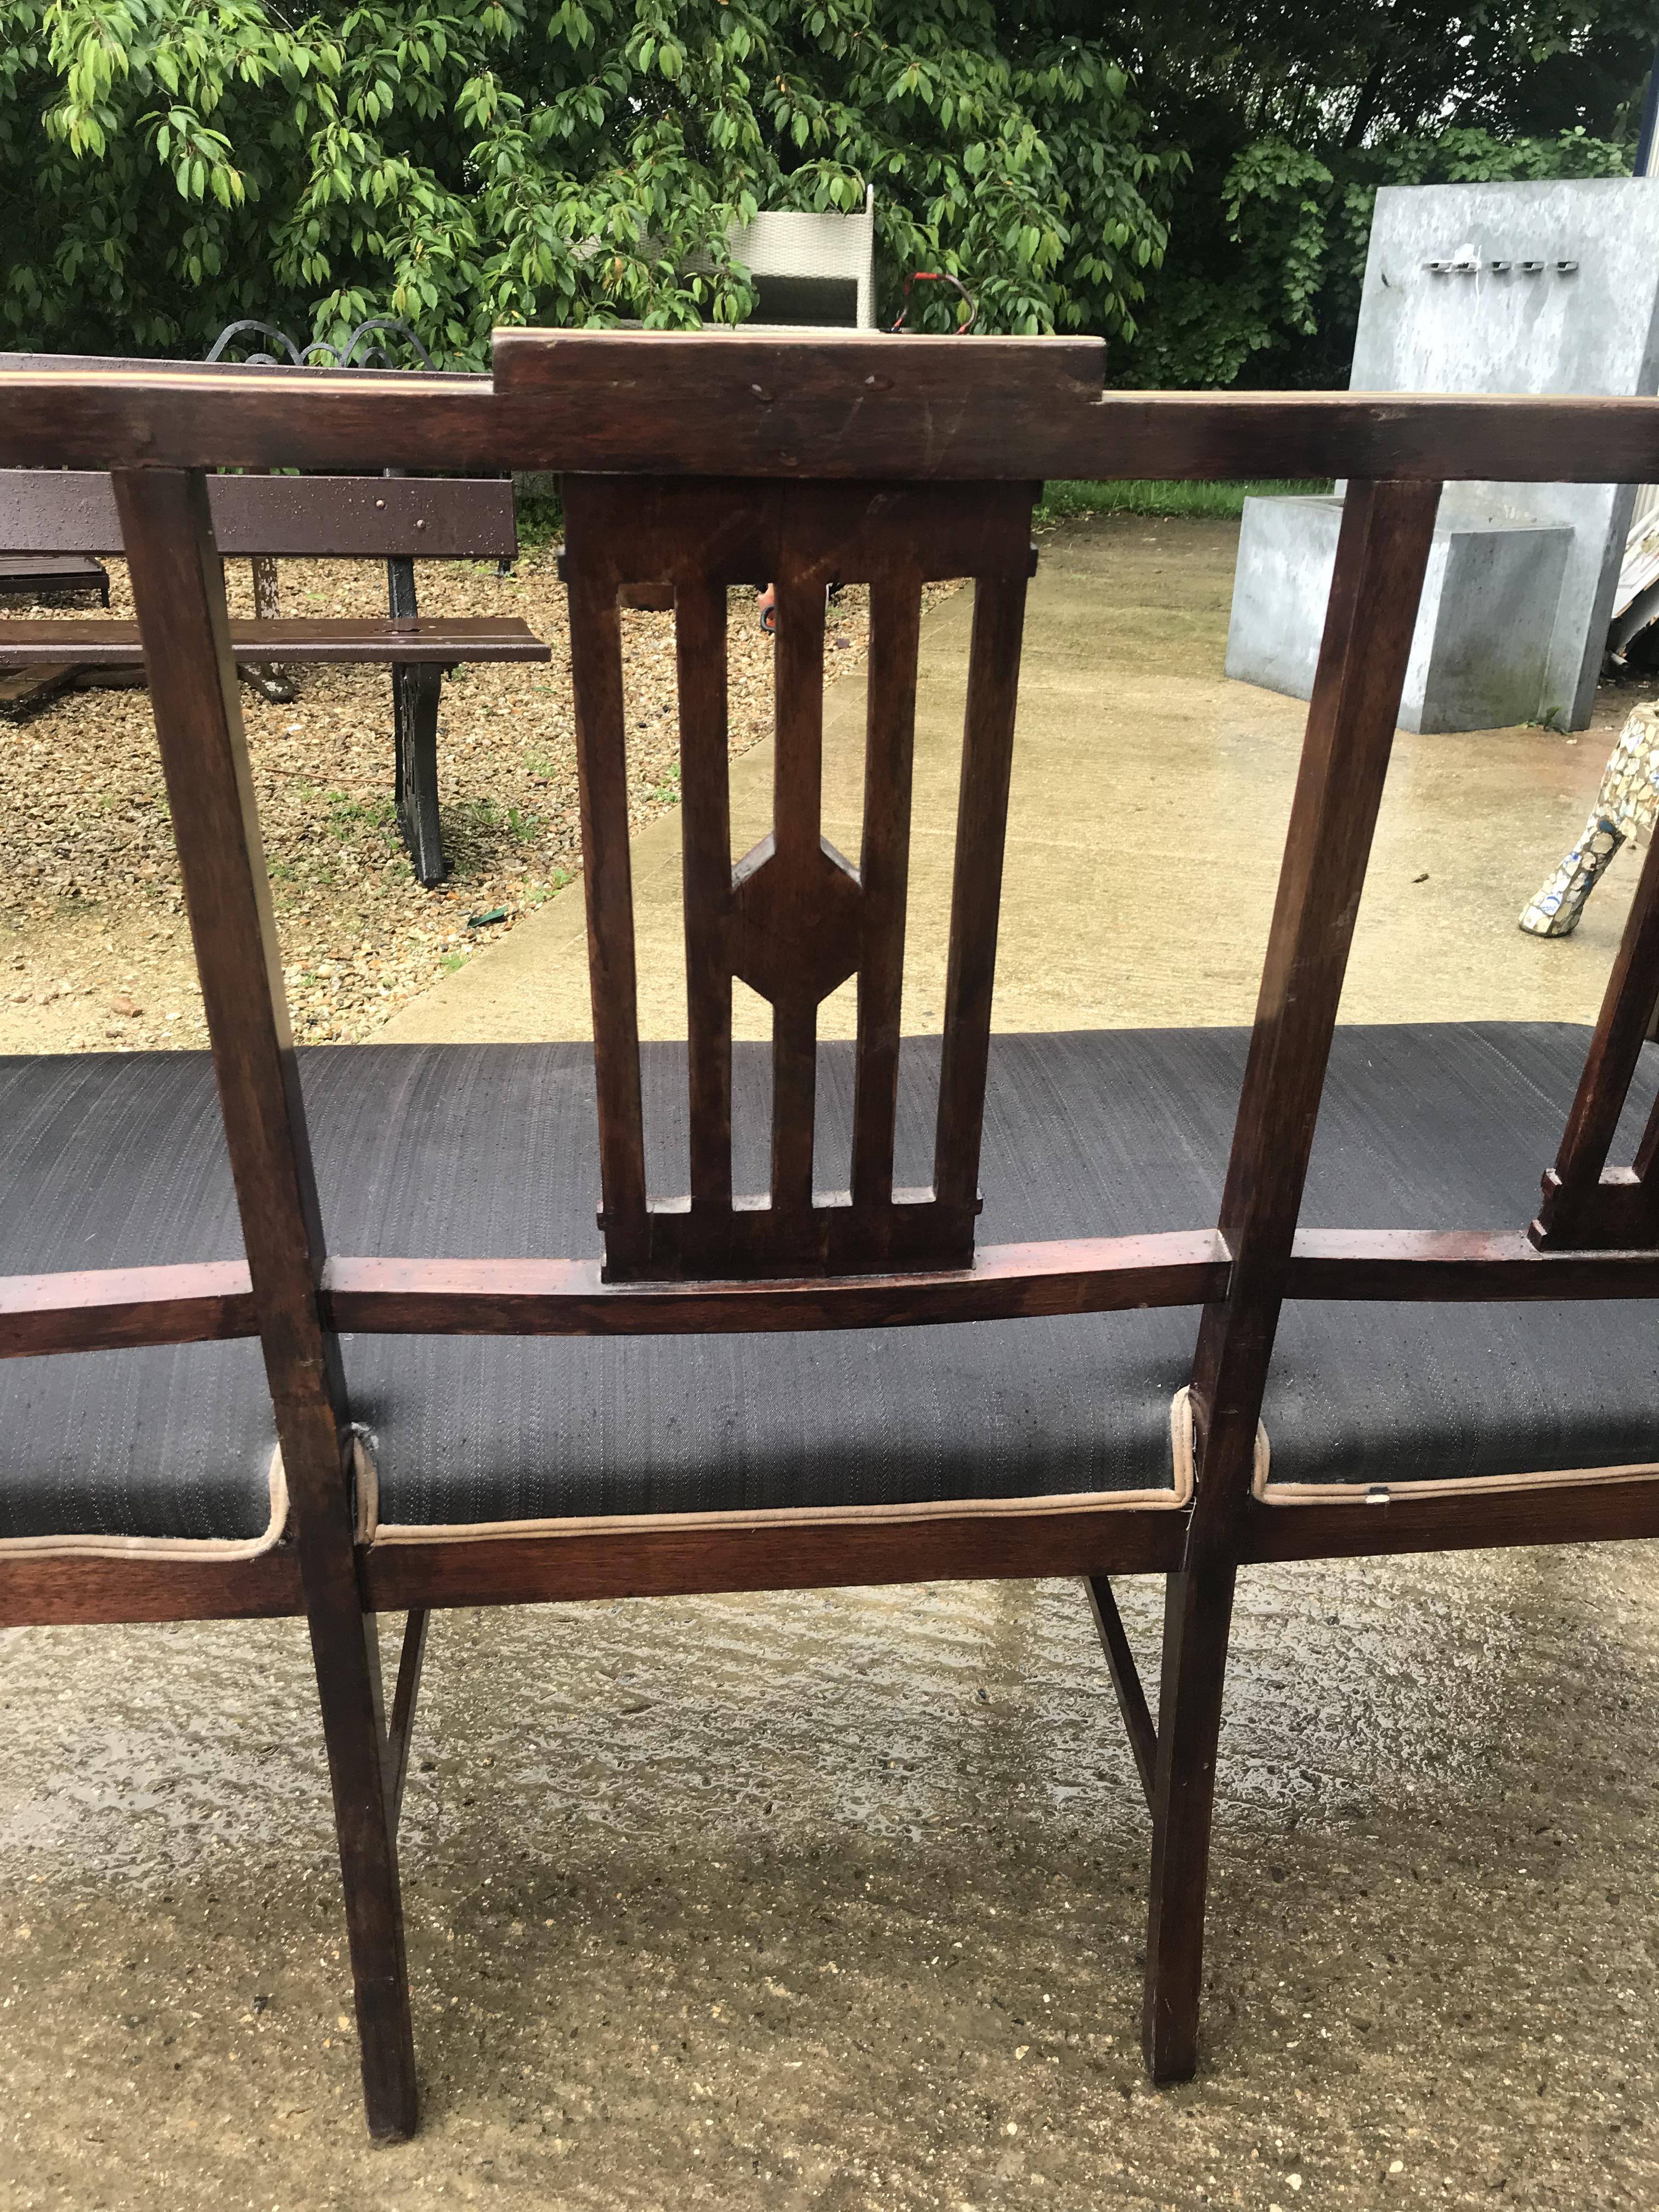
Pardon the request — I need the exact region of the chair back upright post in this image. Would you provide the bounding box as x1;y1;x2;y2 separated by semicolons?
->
561;473;1036;1284
1533;822;1659;1249
1142;474;1443;2082
111;464;417;2141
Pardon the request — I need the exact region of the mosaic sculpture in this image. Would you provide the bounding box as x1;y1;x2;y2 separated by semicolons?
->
1520;699;1659;936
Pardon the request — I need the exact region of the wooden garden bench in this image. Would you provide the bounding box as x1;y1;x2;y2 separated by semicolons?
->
0;461;548;884
3;334;1659;2142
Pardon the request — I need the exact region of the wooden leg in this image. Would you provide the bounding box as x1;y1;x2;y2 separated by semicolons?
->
1084;1575;1157;1809
393;662;448;887
383;1607;431;1832
1142;1563;1235;2084
311;1602;421;2141
114;465;418;2143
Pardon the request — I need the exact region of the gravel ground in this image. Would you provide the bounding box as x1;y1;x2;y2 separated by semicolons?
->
0;552;900;1053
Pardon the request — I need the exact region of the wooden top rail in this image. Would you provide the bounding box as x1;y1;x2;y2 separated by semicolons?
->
3;330;1659;482
0;617;548;665
0;469;517;558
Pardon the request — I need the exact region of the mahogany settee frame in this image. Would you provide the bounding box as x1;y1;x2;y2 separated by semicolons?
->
4;332;1659;2141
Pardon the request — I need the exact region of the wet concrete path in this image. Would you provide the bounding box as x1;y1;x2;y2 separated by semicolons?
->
4;516;1657;2209
381;512;1643;1043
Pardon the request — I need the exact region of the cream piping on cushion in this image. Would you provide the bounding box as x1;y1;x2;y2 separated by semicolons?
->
351;1429;379;1544
1169;1381;1269;1504
0;1442;290;1562
0;1430;383;1562
1168;1386;1659;1506
1256;1454;1659;1505
363;1419;1194;1547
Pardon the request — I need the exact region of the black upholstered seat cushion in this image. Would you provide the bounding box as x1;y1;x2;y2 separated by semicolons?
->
2;1025;1655;1542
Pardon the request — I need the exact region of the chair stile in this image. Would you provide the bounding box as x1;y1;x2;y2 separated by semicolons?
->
560;473;1036;1281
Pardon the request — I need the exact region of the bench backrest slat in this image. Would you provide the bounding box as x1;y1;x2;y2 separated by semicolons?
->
0;469;517;559
563;473;1033;1282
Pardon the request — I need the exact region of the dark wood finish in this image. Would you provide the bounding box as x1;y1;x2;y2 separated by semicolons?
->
851;580;923;1212
561;473;1035;1281
563;495;650;1277
0;662;75;715
364;1501;1189;1612
0;1546;302;1630
26;1222;1659;1365
1143;1565;1235;2081
767;572;831;1228
0;1260;256;1357
113;466;417;2142
1085;1576;1158;1809
15;1455;1659;1639
1187;479;1443;1556
676;575;736;1211
0;1234;1227;1358
1286;1228;1659;1297
1532;827;1659;1250
0;349;487;383
0;469;518;558
1243;1474;1659;1563
7;335;1659;483
933;568;1028;1226
322;1234;1229;1331
0;550;110;602
383;1608;430;1832
1147;477;1442;2084
0;614;546;665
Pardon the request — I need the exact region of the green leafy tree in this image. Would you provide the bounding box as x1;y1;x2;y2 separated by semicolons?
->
0;1;1652;382
0;0;1178;360
1107;1;1656;383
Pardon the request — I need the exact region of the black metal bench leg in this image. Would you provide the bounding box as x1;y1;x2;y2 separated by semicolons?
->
394;661;448;887
1142;1564;1235;2083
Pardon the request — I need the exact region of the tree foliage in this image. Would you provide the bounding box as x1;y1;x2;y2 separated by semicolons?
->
0;0;1652;381
1109;1;1655;384
0;0;1180;359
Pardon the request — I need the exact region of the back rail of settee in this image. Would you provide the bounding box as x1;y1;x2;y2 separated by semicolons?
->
2;329;1659;482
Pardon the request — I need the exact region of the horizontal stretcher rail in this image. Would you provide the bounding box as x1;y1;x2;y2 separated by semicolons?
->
0;1235;1226;1354
1285;1227;1659;1297
4;335;1659;483
0;617;550;665
7;1230;1659;1359
0;1261;257;1356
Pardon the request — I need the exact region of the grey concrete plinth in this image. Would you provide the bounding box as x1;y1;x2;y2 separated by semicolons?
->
1227;494;1573;732
1228;178;1659;731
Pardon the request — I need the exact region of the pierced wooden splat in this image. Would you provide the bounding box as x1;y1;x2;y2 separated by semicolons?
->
561;474;1037;1282
1532;823;1659;1251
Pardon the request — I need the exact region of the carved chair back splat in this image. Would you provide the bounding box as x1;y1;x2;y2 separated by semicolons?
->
561;475;1037;1281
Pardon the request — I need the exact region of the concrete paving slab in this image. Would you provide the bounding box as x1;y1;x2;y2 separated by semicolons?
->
381;513;1640;1046
3;1556;1657;2209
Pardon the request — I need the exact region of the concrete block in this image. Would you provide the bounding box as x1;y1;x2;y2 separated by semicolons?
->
1226;494;1572;733
1227;179;1659;730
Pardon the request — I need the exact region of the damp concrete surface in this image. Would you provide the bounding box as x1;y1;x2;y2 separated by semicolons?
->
3;514;1657;2209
